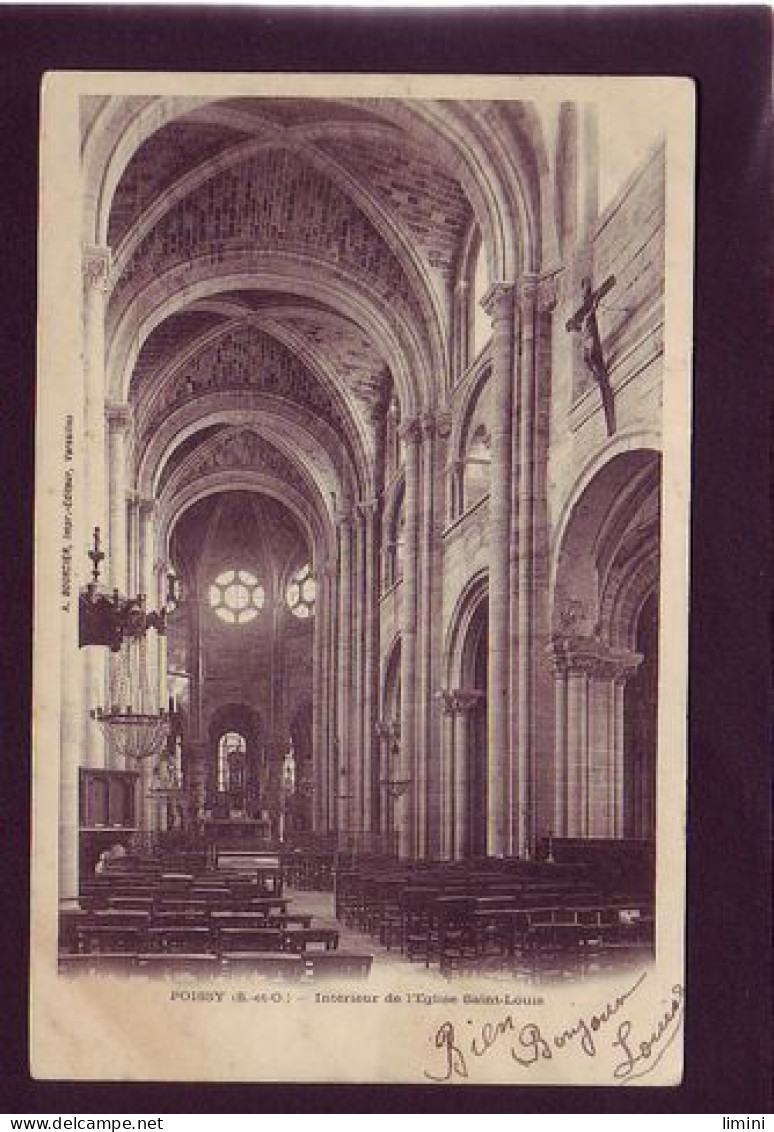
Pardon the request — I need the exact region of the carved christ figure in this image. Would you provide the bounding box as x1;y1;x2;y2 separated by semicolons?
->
566;274;617;435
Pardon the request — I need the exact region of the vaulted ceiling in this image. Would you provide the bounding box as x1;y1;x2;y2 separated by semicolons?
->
85;94;545;563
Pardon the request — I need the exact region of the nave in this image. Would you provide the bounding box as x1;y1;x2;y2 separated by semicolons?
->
52;89;666;988
59;845;654;985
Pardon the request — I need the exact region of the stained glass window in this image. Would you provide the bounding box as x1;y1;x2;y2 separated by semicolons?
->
286;562;316;619
209;569;265;624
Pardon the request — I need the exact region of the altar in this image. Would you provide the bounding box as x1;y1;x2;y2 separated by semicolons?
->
203;815;273;860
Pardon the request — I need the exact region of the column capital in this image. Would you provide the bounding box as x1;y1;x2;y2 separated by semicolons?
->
105;402;131;432
480;280;516;319
438;688;483;714
82;244;111;293
537;269;562;314
453;689;483;713
356;496;380;519
517;272;541;313
436;690;456;716
138;496;156;518
398;416;423;445
420;409;452;441
547;634;642;682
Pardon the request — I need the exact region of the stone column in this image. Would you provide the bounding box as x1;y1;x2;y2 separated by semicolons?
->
515;275;539;856
438;693;455;860
579;104;599;240
566;662;589;835
547;636;641;838
375;720;398;846
549;657;568;838
312;559;327;832
81;245;111;771
105;403;130;595
482;282;515;856
154;559;168;715
611;673;627;837
136;502;158;837
454;691;483;860
126;492;140;598
105;404;130;772
398;417;421;858
415;412;437;858
351;514;364;840
185;739;207;851
326;557;339;832
359;499;379;841
336;514;354;835
453;279;470;380
323;563;334;834
452;697;468;860
529;277;559;860
448;459;463;521
82;245;110;540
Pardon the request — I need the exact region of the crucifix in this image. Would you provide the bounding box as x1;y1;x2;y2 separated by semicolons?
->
566;274;617;436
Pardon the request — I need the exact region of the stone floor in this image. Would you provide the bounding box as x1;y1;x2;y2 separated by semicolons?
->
284;887;416;976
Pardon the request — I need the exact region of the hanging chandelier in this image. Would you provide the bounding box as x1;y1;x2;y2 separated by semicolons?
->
375;721;411;799
80;526;173;762
91;631;171;762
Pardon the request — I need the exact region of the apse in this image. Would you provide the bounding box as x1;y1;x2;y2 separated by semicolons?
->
167;491;315;837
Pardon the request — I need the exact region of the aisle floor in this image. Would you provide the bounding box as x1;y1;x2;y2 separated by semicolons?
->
285;887;419;976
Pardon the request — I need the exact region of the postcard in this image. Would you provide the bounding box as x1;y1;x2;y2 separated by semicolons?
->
31;70;693;1085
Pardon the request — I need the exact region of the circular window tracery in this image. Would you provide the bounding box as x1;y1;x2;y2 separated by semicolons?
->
286;563;316;619
209;569;265;624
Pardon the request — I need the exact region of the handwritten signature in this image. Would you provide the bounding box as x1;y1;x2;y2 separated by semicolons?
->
423;972;684;1084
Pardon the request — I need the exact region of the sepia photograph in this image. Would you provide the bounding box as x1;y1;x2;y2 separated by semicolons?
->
31;70;694;1085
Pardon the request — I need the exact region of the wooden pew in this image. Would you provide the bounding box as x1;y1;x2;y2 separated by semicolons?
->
303;952;373;980
283;928;339;953
221;953;305;980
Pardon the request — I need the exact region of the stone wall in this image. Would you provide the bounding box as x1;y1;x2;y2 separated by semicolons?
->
547;143;665;551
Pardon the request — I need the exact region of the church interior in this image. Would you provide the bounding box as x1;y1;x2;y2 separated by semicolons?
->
57;92;664;981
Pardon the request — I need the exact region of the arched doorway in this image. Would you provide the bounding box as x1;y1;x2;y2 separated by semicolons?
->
206;704;262;819
377;639;402;841
550;448;660;840
466;601;489;858
443;573;488;860
288;701;313;834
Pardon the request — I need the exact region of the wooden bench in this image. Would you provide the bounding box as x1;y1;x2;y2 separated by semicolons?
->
59;952;138;976
303;952;373;980
221;952;305;980
76;924;146;953
108;895;155;912
136;953;220;977
219;928;286;954
145;926;213;953
283;928;339;953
